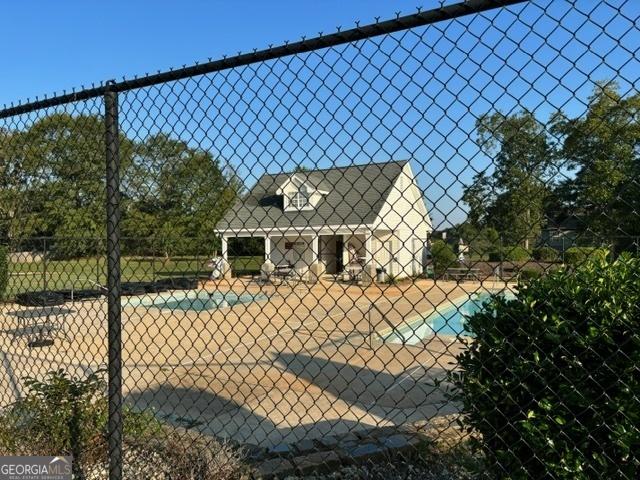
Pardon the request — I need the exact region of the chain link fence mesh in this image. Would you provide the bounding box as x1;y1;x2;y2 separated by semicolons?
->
0;0;639;478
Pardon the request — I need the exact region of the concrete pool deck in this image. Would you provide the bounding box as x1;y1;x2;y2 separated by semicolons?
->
0;278;511;447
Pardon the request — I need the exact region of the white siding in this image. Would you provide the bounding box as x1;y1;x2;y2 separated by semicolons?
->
371;163;432;279
269;235;314;268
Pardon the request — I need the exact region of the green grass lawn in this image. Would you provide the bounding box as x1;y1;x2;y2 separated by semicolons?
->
230;255;262;274
6;255;263;298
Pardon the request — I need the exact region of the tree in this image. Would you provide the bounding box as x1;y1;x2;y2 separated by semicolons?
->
18;114;134;257
461;172;493;230
431;240;457;277
0;129;41;244
463;112;554;249
123;133;240;258
551;82;640;248
1;115;240;259
442;222;499;260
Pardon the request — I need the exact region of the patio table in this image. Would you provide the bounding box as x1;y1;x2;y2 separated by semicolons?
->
9;306;72;344
271;265;295;285
443;267;483;282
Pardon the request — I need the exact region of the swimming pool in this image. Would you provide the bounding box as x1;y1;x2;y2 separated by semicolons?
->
381;291;513;345
124;290;268;312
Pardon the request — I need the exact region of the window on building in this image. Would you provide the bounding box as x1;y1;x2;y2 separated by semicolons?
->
289;190;309;209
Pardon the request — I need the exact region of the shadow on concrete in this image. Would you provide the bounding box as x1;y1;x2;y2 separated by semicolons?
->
273;351;452;410
125;351;458;447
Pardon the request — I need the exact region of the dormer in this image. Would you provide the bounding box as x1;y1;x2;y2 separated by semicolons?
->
277;173;328;212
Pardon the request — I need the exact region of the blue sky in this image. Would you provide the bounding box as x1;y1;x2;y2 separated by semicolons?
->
2;1;638;228
0;0;429;106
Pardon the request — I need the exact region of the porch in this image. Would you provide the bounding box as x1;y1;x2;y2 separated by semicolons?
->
220;230;375;281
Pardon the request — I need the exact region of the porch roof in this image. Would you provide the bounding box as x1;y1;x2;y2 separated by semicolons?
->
216;160;406;232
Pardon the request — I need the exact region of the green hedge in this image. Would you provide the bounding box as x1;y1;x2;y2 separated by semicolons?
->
431;240;457;277
564;246;609;266
452;255;640;479
0;246;8;300
488;245;531;262
532;246;560;262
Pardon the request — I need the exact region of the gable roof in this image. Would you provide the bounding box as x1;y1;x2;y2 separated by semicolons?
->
216;160;408;232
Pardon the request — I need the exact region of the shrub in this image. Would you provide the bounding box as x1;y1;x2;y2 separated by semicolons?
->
451;255;640;479
431;240;457;277
488;245;531;262
0;370;161;475
384;273;399;284
518;266;540;281
564;246;609;266
532;246;559;262
0;369;248;479
0;246;7;300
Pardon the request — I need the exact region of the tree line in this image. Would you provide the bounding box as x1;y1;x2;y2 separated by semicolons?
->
459;83;640;255
2;83;637;261
0;113;240;259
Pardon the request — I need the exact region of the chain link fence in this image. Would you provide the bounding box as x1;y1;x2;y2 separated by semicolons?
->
1;0;639;478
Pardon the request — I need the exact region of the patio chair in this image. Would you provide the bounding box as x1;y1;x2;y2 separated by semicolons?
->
271;264;292;285
278;262;307;289
342;262;363;283
208;256;225;280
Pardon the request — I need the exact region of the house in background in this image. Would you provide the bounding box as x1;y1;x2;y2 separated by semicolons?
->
214;160;432;283
539;215;581;253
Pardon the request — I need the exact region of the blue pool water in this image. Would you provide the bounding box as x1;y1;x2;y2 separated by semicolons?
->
382;292;513;345
125;291;268;312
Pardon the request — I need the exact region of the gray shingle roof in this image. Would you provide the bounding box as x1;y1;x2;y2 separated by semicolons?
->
216;160;407;231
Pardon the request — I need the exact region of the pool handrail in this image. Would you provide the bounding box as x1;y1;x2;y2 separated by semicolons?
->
366;302;400;348
69;277;108;302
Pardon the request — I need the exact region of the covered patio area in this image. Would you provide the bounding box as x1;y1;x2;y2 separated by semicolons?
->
220;229;375;283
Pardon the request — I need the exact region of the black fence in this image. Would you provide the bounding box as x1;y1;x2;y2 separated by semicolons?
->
1;1;639;479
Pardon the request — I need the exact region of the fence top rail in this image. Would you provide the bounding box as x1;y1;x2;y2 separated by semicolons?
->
0;0;528;120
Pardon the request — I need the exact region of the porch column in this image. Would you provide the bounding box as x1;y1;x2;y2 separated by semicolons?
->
220;235;228;261
362;230;376;286
311;234;319;264
220;235;232;279
364;230;374;266
309;233;325;283
264;236;272;261
342;234;350;269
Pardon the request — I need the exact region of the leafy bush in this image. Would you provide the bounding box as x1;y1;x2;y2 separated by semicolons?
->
0;370;161;475
488;245;531;262
518;266;540;281
564;246;609;266
0;369;248;479
451;255;640;479
431;240;457;277
0;246;8;300
532;246;559;262
384;273;399;285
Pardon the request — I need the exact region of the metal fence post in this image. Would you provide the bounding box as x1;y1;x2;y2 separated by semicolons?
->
43;237;48;292
104;82;122;480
